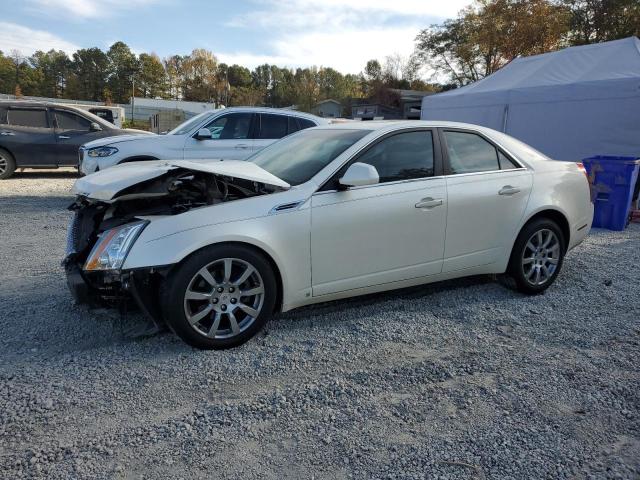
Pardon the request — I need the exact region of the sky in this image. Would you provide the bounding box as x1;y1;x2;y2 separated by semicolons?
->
0;0;471;74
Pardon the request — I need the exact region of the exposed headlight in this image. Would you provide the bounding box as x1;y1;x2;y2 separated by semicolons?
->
87;146;119;158
84;221;147;271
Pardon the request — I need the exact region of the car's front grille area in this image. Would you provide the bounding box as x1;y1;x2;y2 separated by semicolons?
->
65;212;80;256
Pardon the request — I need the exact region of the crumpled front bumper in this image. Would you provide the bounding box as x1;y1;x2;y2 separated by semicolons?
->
63;257;168;327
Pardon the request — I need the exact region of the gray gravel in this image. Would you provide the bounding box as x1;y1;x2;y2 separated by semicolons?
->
1;171;639;480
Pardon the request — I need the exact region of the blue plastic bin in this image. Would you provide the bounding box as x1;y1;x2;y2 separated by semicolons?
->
582;156;640;231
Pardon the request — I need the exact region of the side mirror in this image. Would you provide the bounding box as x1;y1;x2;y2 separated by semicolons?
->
195;128;212;140
339;162;380;188
90;122;102;132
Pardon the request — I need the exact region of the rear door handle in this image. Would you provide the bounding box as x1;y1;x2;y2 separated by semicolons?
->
0;131;15;136
499;185;520;196
415;197;443;209
234;143;249;149
58;135;70;139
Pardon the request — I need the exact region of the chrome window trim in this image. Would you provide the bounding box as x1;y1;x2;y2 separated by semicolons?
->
443;167;528;178
313;175;445;196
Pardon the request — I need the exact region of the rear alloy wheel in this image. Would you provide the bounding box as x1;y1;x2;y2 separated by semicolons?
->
508;218;565;294
521;229;560;286
163;245;277;349
0;150;16;180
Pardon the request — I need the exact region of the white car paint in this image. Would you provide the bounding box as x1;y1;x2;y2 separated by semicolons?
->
75;121;593;313
79;107;328;174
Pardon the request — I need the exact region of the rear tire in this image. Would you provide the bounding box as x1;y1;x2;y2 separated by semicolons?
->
508;218;566;294
0;149;16;180
162;244;277;350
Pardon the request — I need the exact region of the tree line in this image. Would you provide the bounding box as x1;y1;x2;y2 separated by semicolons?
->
1;0;638;111
0;42;430;113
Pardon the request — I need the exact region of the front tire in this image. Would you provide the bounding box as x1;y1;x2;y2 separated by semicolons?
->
508;218;565;294
162;245;277;350
0;149;16;180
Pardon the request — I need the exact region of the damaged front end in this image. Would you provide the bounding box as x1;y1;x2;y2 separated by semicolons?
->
62;161;286;324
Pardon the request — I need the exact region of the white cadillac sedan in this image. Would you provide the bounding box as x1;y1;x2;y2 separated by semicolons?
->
64;121;593;349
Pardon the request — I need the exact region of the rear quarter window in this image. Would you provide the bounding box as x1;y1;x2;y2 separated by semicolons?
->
297;118;317;130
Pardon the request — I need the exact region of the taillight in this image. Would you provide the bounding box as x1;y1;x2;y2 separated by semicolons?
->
577;162;591;182
577;162;595;203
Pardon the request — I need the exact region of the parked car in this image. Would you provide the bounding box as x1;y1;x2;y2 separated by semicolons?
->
0;101;151;179
78;107;329;175
64;121;593;349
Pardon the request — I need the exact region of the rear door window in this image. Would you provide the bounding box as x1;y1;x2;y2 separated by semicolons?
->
54;110;91;131
257;114;289;139
7;108;49;128
443;131;502;174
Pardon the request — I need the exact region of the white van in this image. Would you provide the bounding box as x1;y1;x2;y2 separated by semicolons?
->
63;104;125;129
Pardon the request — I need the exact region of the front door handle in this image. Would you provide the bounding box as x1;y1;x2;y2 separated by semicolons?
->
499;185;520;196
415;197;443;209
58;135;70;140
234;143;249;149
0;131;15;136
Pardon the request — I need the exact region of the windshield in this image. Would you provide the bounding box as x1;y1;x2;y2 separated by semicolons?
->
249;128;371;185
169;111;216;135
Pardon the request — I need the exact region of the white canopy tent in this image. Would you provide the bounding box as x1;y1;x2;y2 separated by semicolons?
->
421;37;640;161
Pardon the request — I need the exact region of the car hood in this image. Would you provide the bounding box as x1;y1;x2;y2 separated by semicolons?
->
123;128;155;135
83;132;161;149
72;159;290;201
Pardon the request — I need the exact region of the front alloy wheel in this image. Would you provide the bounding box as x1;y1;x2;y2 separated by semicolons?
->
184;258;265;340
162;245;277;349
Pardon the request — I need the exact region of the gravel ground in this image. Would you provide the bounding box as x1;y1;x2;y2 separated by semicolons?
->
1;171;639;480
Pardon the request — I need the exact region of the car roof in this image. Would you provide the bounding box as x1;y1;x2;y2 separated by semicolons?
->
220;106;327;122
312;120;499;131
0;100;91;112
312;120;553;165
0;100;117;128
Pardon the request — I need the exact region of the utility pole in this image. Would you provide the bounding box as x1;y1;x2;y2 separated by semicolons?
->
131;75;135;126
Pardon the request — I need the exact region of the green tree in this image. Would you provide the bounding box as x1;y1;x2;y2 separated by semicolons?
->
68;47;109;101
292;67;320;112
182;49;219;102
31;50;71;98
0;51;17;95
227;64;252;88
164;55;185;100
106;41;139;103
562;0;640;45
138;53;167;98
